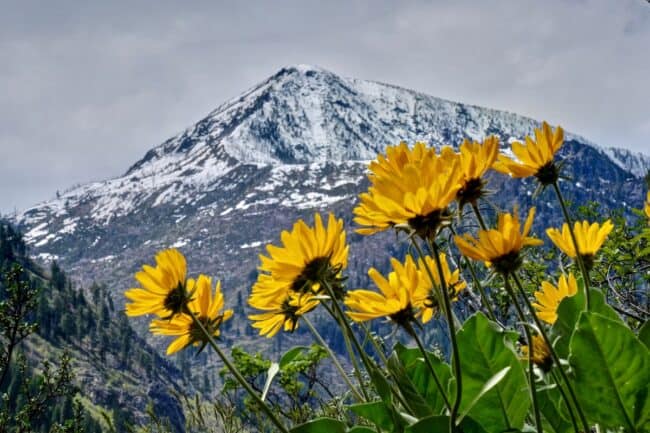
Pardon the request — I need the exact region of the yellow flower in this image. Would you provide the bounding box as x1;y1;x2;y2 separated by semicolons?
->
150;275;233;355
521;335;553;372
644;191;650;220
354;142;463;238
125;248;190;318
454;207;543;274
532;273;578;325
253;213;348;301
345;254;464;327
546;220;613;269
249;293;319;338
455;136;500;207
494;122;564;185
345;255;431;326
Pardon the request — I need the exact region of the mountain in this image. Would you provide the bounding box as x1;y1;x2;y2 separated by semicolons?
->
10;65;650;345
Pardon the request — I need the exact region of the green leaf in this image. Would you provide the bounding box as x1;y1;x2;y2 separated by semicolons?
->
386;350;435;417
290;417;347;433
457;367;510;423
368;367;392;404
393;342;453;415
552;288;620;358
261;362;279;401
349;401;396;432
569;311;650;431
639;320;650;350
404;415;450;433
347;427;376;433
279;346;311;368
456;312;530;433
537;385;573;433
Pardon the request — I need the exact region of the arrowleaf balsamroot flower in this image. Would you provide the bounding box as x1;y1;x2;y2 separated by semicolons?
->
455;136;500;208
345;254;464;327
546;220;613;270
454;207;543;274
253;212;348;300
249;293;319;338
645;191;650;219
494;122;564;185
532;273;579;325
125;248;192;318
150;275;233;355
354;142;463;238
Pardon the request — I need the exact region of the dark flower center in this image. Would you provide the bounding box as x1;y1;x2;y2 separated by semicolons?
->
163;283;189;317
389;303;417;329
492;251;523;275
580;253;595;272
534;161;560;186
408;209;451;240
291;256;346;300
457;177;487;208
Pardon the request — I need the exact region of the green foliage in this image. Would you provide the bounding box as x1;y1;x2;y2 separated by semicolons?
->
569;311;650;431
455;313;529;433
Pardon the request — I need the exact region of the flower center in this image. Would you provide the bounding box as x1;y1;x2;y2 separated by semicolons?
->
291;257;331;294
163;283;188;316
457;177;487;208
491;251;523;275
534;161;560;186
408;209;451;240
389;303;416;328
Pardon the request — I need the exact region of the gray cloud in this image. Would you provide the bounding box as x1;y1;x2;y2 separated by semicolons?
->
1;0;649;214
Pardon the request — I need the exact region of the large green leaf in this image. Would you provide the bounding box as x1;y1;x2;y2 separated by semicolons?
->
387;351;436;417
639;320;650;349
455;312;530;433
350;401;398;432
290;417;347;433
393;342;454;415
404;415;450;433
569;311;650;431
537;385;573;433
552;288;620;358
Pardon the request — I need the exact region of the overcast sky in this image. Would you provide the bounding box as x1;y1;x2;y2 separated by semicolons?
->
1;0;648;214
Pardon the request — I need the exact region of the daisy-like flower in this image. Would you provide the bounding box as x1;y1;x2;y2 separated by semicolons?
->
454;136;500;208
494;122;564;185
521;335;553;372
253;213;349;301
546;220;613;270
454;207;543;274
354;142;463;238
150;274;233;355
345;254;463;328
249;293;319;338
532;273;579;325
644;191;650;220
125;248;191;318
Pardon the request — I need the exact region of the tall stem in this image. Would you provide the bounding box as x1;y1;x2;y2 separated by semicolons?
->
511;273;590;432
470;202;488;231
358;321;389;367
302;315;365;402
552;181;592;309
321;301;370;401
417;238;463;431
551;369;580;433
188;313;290;433
405;322;452;412
502;276;542;433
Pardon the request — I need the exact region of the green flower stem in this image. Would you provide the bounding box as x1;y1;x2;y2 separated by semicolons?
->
502;276;542;433
188;313;290;433
302;315;365;402
358;321;389;366
448;223;498;323
511;273;590;433
416;238;462;431
552;181;592;309
404;322;452;412
470;202;488;231
321;301;370;401
551;369;580;433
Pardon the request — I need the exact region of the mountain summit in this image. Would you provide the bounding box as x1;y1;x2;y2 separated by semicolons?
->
12;65;650;314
